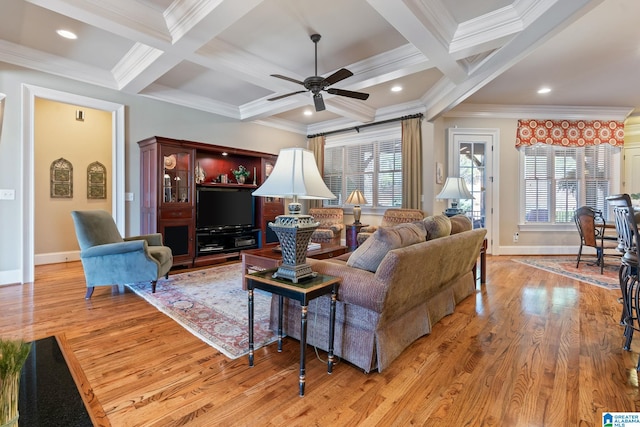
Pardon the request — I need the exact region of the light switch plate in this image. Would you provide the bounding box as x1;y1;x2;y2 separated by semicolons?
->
0;189;15;200
125;192;134;202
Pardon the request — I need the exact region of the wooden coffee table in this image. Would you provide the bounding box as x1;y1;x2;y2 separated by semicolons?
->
241;243;348;290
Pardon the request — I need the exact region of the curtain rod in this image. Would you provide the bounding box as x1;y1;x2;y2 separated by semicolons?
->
306;113;423;139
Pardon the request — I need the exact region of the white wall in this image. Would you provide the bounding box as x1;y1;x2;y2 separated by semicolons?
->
0;63;304;284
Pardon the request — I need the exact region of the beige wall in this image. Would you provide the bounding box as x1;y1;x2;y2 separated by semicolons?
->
34;98;112;256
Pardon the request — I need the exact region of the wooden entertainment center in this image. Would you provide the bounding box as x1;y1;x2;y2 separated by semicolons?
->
138;136;284;268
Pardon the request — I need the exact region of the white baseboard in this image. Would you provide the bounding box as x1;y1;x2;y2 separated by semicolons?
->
496;245;578;256
34;251;80;266
0;269;22;286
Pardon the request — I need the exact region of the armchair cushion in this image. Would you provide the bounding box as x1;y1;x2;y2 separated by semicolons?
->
347;223;426;272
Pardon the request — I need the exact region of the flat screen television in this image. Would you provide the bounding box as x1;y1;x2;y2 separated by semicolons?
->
196;187;255;230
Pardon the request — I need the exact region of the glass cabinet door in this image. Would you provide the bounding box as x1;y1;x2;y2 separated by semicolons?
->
161;148;192;204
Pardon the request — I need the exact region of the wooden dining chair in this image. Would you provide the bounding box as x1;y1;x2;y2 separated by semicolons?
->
573;206;619;274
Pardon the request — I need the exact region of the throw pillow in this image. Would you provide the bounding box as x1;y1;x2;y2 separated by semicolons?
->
449;214;473;234
347;223;426;272
423;214;452;240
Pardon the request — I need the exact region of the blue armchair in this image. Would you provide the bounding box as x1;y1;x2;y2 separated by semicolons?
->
71;210;173;299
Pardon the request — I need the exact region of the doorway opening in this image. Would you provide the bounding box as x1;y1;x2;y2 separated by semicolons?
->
21;84;125;283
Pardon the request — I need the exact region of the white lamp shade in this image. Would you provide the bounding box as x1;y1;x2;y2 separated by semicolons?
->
436;177;473;200
346;189;367;205
252;148;336;200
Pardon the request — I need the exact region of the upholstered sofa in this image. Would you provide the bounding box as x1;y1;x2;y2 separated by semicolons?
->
269;214;485;373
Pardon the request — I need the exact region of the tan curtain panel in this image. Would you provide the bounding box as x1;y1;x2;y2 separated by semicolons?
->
401;117;422;209
516;119;624;149
308;135;326;209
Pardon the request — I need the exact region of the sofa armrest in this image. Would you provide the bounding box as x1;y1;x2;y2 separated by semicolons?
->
359;225;377;233
307;258;387;313
125;233;163;246
329;224;344;233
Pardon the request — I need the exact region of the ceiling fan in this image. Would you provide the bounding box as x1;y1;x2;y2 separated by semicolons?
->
267;34;370;112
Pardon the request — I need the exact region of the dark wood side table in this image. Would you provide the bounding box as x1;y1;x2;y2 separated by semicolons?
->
473;237;487;285
345;223;367;252
240;243;348;290
246;269;340;396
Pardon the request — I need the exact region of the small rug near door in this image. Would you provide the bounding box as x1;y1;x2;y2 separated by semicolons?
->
126;263;276;359
513;256;620;290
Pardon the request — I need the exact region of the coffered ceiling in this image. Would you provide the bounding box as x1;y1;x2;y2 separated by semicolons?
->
1;0;636;135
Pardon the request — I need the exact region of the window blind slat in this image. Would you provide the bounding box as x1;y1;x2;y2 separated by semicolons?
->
324;127;402;208
523;144;614;223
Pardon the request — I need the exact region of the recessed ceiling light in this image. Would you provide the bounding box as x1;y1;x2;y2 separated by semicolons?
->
56;29;77;40
303;110;312;116
537;87;551;94
391;85;402;92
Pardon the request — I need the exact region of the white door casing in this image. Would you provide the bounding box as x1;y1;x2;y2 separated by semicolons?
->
21;84;125;283
447;128;499;254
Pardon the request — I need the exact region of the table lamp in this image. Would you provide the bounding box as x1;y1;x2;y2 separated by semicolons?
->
436;177;473;217
345;189;367;225
252;147;336;283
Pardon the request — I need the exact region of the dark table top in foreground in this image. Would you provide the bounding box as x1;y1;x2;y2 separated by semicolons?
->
19;336;92;427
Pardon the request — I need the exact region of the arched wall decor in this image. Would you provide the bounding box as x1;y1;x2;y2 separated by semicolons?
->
87;161;107;199
50;157;73;198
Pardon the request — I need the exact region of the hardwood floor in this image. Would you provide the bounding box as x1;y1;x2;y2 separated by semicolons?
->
2;256;639;426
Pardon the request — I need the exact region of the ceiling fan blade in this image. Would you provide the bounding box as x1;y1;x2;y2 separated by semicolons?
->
313;93;326;111
327;88;370;100
270;74;305;86
324;68;353;86
267;90;307;101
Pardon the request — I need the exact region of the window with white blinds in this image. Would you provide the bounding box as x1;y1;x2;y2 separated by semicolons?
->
522;144;614;223
323;126;402;208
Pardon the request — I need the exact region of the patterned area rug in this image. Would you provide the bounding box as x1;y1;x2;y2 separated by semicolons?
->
513;256;620;290
126;263;276;359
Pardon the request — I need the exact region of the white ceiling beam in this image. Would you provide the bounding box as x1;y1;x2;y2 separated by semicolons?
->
119;0;264;93
25;0;172;47
425;0;604;121
367;0;468;83
324;97;377;124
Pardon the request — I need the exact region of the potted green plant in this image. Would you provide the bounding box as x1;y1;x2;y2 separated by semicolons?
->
232;165;250;184
0;339;31;427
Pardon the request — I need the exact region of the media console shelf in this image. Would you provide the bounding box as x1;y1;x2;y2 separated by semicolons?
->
138;136;283;268
195;227;260;267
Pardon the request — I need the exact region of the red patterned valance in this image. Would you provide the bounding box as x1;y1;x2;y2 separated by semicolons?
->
516;119;624;149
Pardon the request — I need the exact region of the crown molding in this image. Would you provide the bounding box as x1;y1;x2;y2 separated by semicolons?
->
252;117;308;135
140;83;240;119
444;103;634;121
0;40;116;89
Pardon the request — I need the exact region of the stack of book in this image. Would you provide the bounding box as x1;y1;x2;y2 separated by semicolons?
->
272;242;322;253
307;242;321;251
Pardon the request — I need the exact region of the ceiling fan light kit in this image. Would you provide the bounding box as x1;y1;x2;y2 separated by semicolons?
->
267;34;369;111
